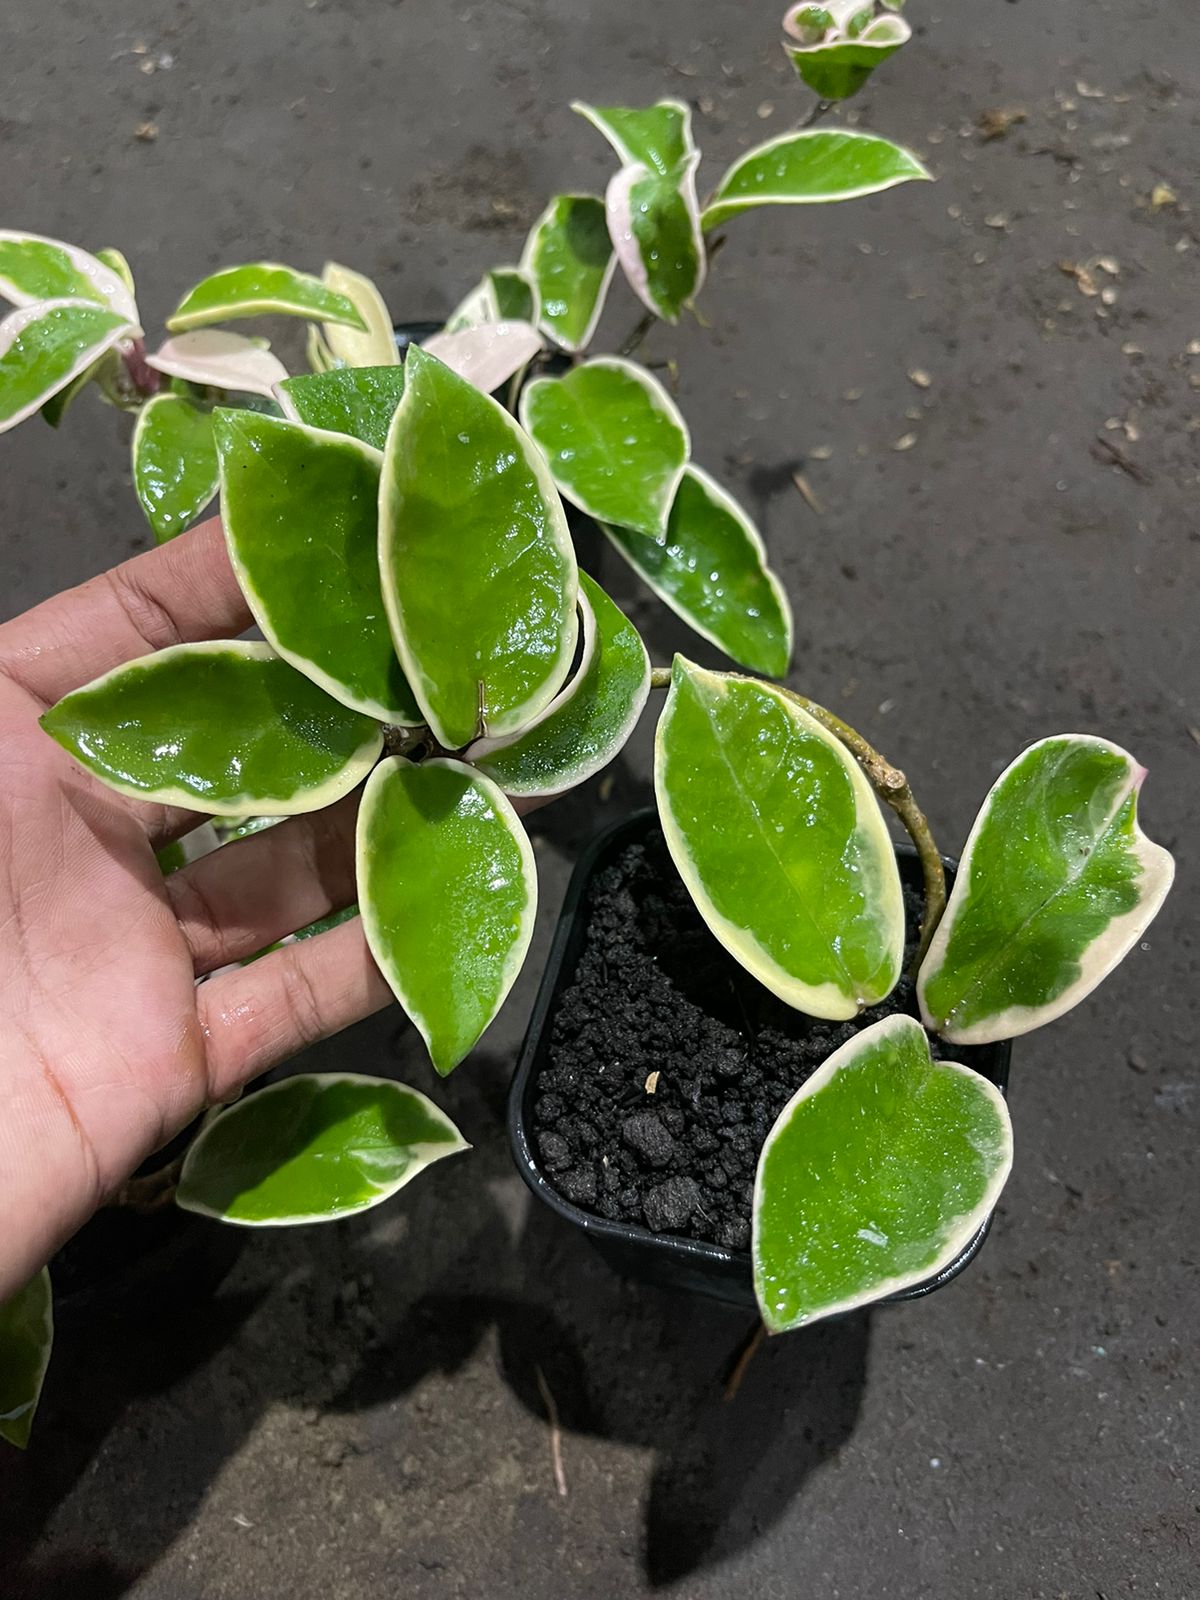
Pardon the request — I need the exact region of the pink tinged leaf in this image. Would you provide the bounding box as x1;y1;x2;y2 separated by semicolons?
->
420;321;543;395
604;158;706;321
146;331;289;398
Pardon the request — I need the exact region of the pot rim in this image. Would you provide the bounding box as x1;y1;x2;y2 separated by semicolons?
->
508;806;1013;1303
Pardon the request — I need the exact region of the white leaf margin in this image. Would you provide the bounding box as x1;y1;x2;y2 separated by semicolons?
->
519;194;618;355
519;354;691;539
44;640;384;819
357;756;539;1068
175;1072;469;1227
917;735;1176;1045
605;151;707;322
599;463;793;670
0;298;139;433
380;346;579;749
571;97;695;174
752;1013;1013;1329
319;261;399;368
654;659;905;1019
467;574;651;799
0;230;139;321
701;128;933;230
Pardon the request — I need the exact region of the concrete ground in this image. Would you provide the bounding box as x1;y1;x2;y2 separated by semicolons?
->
1;0;1197;1595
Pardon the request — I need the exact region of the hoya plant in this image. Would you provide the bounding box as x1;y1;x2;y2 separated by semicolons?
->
0;12;1173;1446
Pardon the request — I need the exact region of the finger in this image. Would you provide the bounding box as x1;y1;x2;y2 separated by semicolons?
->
198;916;393;1100
166;793;360;973
0;517;251;708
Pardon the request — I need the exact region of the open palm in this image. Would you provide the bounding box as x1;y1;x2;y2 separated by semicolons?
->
0;520;391;1300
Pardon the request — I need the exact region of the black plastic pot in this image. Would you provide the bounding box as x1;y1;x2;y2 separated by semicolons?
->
509;809;1013;1310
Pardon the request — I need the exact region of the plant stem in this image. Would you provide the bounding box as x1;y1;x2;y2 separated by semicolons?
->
113;1154;185;1213
724;1317;767;1400
798;97;832;129
647;668;947;965
617;308;657;359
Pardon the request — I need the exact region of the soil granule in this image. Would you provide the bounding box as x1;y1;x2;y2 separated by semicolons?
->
530;827;977;1250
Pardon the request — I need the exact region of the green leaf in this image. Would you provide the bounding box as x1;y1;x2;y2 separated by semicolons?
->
701;129;932;230
176;1074;467;1225
782;5;911;100
445;266;539;332
654;659;904;1017
467;572;650;798
95;245;137;299
607;157;706;323
132;393;219;544
39;349;116;428
357;757;537;1074
317;261;399;367
0;1269;52;1450
753;1015;1012;1332
146;331;288;398
215;410;419;723
0;299;136;433
167;263;368;334
278;365;407;450
603;466;793;677
572;98;694;176
40;641;383;817
0;230;138;319
380;346;578;749
918;736;1174;1045
519;357;689;538
521;194;616;354
489;267;538;323
784;18;912;100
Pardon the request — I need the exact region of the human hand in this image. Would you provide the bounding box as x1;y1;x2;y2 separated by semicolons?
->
0;520;394;1300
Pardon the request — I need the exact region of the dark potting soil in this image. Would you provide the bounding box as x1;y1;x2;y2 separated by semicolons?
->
530;828;942;1250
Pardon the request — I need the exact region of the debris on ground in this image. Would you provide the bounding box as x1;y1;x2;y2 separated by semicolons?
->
977;106;1027;141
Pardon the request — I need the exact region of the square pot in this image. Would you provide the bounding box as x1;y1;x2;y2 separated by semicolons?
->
509;809;1013;1309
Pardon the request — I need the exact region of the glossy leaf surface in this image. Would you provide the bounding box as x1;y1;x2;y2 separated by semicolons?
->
0;299;135;432
520;357;689;538
445;266;539;332
168;263;367;333
572;98;694;175
146;330;288;398
654;659;904;1017
318;261;399;367
702;129;931;229
41;641;383;817
0;231;137;319
357;758;537;1074
278;365;407;450
176;1074;466;1225
602;465;792;676
132;393;219;543
468;572;650;797
606;157;706;322
421;321;543;394
215;410;419;722
380;346;577;748
753;1015;1012;1331
0;1269;52;1450
521;195;616;353
783;6;912;99
918;736;1174;1044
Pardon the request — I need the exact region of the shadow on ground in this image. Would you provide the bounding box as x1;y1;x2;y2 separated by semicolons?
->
0;1053;868;1594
